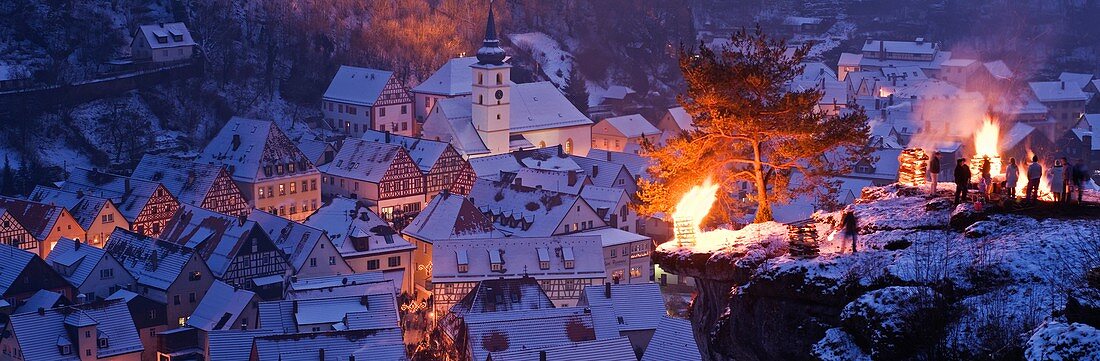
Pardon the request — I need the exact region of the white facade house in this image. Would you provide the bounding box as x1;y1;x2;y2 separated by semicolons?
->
131;22;195;63
411;56;478;122
421;8;592;158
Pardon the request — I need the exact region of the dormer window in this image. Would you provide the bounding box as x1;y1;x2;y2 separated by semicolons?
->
97;337;108;349
172;34;183;42
288;163;295;173
155;35;167;44
562;247;575;269
59;344;72;355
537;248;550;270
456;249;469;273
489;249;503;272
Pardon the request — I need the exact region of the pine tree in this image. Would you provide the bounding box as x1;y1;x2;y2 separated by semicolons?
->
563;66;590;115
0;156;14;197
638;27;871;224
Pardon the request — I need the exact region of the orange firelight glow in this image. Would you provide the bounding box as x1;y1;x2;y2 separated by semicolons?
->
971;118;1003;181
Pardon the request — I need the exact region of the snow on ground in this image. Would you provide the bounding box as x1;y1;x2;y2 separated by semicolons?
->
508;32;573;88
813;328;872;361
657;221;789;262
1025;322;1100;360
792;20;856;60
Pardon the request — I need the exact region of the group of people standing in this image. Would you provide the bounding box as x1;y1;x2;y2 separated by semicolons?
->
928;151;1090;204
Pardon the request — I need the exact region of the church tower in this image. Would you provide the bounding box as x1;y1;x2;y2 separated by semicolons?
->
470;3;512;155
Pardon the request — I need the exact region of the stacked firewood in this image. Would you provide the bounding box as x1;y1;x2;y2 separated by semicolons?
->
787;222;819;258
898;148;929;186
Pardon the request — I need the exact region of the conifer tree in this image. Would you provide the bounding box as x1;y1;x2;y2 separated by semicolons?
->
638;27;871;224
563;66;590;114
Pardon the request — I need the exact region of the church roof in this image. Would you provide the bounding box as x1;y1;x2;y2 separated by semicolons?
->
411;57;478;96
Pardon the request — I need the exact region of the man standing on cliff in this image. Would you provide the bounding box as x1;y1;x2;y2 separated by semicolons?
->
841;211;858;253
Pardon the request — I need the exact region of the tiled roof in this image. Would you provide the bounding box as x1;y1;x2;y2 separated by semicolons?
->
431;235;606;283
136;22;196;49
8;299;143;360
450;276;554;316
288;276;397;302
296;138;334;166
423;95;490;156
158;204;268;277
45;238;114;288
303;197;415;258
362;129;451;173
197;117;318;183
1030;81;1090;102
580;283;664;332
13;289;65;314
252;328;406;361
186;280;256;331
585;149;652;181
59;168;166;223
403;191;499;242
411;56;478;96
207;329;278;361
323;66;408;107
248;210;327;271
131;154;229;208
576;227;650;247
510;82;593;132
665;107;695;132
103;228;196;292
27;186;113;231
0;196;71;240
318;139;406;183
258;293;397;333
464;306;620;361
0;242;36;295
491;337;638;361
468;178;590;237
512;168;588;195
861;39;937;55
641;316;703;361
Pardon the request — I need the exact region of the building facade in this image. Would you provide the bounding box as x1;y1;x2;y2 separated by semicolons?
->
322;66;415;137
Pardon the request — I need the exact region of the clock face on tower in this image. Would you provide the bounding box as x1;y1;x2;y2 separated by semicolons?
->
495;89;504;100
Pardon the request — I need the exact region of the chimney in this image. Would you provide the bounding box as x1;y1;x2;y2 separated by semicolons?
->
604;282;611;299
318;349;325;361
237;214;247;226
292;300;298;314
879;40;885;60
231;134;242;151
591;165;599;178
385;131;391;143
74;239;80;250
1061;81;1066;90
37;307;45;315
124;177;131;194
567;170;577;187
539;350;548;361
76;190;84;198
77;293;87;304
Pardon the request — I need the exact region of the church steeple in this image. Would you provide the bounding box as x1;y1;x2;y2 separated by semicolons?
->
476;2;506;66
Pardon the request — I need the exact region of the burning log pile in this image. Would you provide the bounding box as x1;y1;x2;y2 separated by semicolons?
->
897;148;929;187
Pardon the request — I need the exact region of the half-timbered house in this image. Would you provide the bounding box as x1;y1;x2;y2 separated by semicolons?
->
0;242;76;310
45;237;136;301
104;228;214;329
132;154;251;216
28;187;129;247
362;130;477;198
322;66;415;137
318;139;424;222
303;197;416;293
60;167;180;237
403;191;500;292
0;196;85;258
198;117;322;222
157;204;290;296
248;209;353;278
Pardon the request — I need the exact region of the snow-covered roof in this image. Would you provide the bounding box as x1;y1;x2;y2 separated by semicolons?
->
320;138;407;183
1078;114;1100;150
303;197;415;257
579;185;628;219
45;238;115;289
450;276;554;317
1058;72;1094;90
158;204;271;278
858;50;952;70
861;39;937;55
104;228;197;293
511;81;594;132
13;289;65;314
136;22;196;49
580;283;664;332
411;56;478;96
941;58;977;67
468;178;592;237
665;107;695;132
586;149;653;181
27;186;113;231
8;299;143;360
247;210;330;271
322;66;397;107
1030;81;1090;102
207;329;278;361
512;168;588;195
295;138;334;166
999;122;1037;150
492;337;638;361
598;114;661;138
132;154;231;208
880;66;926;80
0;196;70;241
838;52;863;67
464;306;620;361
287;274;396;300
251;329;406;361
59;168;167;223
0;243;37;296
576;226;650;248
641;317;703;361
187;280;256;331
258;293;397;333
197;117;318;183
983;60;1013;80
601;85;636;101
424;95;490;156
362;129;451;173
571;156;630;189
403;191;499;242
783;16;823;26
431;235;606;282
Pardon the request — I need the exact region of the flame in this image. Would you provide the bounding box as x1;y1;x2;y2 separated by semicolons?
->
1012;149;1054;201
971;118;1003;181
671;178;720;237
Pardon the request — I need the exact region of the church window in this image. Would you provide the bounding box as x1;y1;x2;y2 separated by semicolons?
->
478;73;484;85
496;73;502;85
479;95;483;105
565;138;574;154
